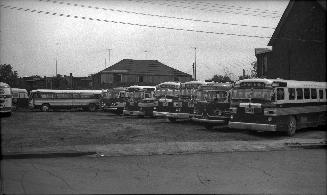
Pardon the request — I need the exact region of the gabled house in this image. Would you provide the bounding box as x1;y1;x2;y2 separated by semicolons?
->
92;59;192;89
256;0;326;81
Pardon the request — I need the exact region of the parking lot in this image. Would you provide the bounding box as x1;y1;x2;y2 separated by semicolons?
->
1;111;326;153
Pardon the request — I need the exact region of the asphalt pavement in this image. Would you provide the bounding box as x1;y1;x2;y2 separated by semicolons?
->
2;149;326;194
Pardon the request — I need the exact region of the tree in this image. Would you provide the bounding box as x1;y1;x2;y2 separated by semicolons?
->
238;61;257;80
0;64;19;86
208;74;232;83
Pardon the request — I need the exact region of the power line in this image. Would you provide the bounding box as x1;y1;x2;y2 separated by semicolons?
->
0;4;324;44
164;0;282;15
38;0;276;29
0;4;271;39
129;0;281;19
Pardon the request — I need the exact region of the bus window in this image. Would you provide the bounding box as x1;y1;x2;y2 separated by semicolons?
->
311;89;317;99
304;88;310;99
277;88;284;100
288;88;295;100
57;93;73;99
73;93;81;99
296;88;303;100
319;89;323;99
40;93;54;99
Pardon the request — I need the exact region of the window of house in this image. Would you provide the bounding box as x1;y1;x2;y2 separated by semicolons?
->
113;74;122;83
310;88;317;99
288;88;295;100
304;88;310;99
319;89;323;99
277;88;284;100
296;88;303;100
138;76;144;83
263;54;268;74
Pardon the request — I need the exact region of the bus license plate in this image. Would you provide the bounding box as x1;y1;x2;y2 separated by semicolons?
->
245;107;254;114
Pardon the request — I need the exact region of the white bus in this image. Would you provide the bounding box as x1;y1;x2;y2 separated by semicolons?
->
0;82;13;116
29;89;103;112
229;78;327;136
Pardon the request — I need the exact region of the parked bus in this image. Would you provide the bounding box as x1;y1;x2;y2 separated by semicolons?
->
165;80;207;122
153;81;181;117
11;88;29;109
192;82;233;129
29;89;103;112
123;86;156;117
0;82;13;116
101;87;127;114
228;78;327;136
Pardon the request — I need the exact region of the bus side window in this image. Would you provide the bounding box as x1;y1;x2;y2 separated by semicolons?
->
296;88;303;100
311;88;317;99
288;88;295;100
304;88;310;99
277;88;284;100
319;89;323;99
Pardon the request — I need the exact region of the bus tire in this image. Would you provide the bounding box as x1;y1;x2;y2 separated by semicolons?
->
286;116;297;136
168;117;176;122
41;104;50;112
88;103;97;112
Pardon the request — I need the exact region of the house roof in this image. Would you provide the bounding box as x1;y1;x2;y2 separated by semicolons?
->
99;59;191;77
268;0;326;46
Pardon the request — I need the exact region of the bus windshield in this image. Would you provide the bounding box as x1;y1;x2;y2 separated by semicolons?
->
198;90;228;102
231;88;273;102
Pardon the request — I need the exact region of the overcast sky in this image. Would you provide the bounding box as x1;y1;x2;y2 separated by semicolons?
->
0;0;289;80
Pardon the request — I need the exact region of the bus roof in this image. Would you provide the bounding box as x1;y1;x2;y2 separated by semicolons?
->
0;82;10;88
156;82;181;89
236;78;327;88
11;88;28;93
127;85;156;90
30;89;103;94
199;82;233;91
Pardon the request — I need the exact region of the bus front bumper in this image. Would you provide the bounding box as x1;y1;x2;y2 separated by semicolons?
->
228;122;277;132
166;112;193;119
192;117;226;124
0;107;12;113
153;111;169;117
123;110;144;116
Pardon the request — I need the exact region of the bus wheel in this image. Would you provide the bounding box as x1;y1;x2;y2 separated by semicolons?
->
168;117;176;122
286;116;297;136
88;104;97;112
41;104;50;112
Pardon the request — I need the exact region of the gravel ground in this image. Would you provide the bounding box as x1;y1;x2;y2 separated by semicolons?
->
1;111;326;153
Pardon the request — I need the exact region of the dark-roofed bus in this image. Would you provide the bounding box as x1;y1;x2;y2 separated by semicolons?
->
229;79;327;136
29;89;103;112
165;80;207;122
153;81;181;117
192;82;233;129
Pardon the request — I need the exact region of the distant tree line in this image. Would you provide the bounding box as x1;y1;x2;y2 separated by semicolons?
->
0;64;19;87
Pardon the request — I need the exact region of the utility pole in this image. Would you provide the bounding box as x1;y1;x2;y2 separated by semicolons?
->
105;58;107;68
55;58;58;76
107;49;112;67
192;47;197;80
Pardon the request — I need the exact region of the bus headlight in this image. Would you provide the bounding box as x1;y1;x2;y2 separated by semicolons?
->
268;117;272;122
153;107;157;110
230;115;233;120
